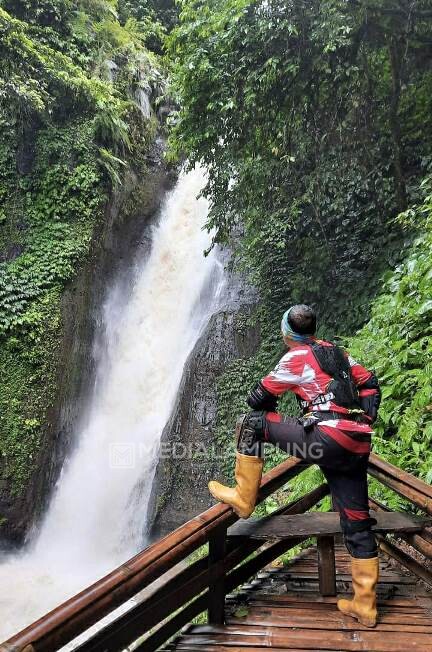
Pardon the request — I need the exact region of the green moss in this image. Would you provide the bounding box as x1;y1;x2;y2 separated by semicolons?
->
0;1;162;509
0;113;108;498
0;287;62;495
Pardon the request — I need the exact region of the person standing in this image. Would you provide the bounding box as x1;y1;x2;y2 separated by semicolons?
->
209;304;381;627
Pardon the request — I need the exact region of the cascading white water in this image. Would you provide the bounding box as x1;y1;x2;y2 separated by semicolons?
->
0;167;224;641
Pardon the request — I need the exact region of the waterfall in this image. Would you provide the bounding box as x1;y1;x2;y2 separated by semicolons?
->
0;167;224;641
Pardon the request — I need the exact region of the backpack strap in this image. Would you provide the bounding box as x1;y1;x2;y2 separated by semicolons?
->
306;341;361;411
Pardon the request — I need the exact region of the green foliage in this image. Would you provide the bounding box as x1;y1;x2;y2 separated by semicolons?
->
0;0;163;500
117;1;171;53
119;0;178;40
0;120;102;335
215;174;432;520
0;287;62;493
0;6;119;118
349;176;432;485
171;1;432;505
169;0;432;330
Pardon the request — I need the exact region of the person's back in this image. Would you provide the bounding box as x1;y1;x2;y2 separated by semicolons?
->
208;304;381;628
258;337;377;455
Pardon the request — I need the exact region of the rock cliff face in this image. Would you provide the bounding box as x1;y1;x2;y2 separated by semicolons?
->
0;141;172;546
148;259;259;538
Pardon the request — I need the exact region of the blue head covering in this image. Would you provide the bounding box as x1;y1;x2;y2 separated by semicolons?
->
281;307;315;344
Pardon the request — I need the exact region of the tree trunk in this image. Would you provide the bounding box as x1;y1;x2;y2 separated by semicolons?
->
388;37;408;213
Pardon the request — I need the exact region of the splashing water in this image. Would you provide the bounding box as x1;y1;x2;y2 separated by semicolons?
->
0;167;224;641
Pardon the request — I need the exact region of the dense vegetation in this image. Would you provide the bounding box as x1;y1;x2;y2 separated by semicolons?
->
1;0;432;535
168;0;432;500
0;0;167;516
350;179;432;485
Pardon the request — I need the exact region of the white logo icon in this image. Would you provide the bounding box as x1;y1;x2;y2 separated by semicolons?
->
109;443;135;469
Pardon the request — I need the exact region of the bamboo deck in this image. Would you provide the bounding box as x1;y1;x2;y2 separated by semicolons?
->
163;544;432;651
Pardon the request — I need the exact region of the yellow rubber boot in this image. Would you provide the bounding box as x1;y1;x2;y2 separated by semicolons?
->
208;452;263;519
337;556;379;627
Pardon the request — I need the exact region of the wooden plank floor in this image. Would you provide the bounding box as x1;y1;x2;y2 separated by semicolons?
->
164;544;432;651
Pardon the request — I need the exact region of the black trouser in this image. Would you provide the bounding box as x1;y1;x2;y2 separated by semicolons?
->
264;414;377;559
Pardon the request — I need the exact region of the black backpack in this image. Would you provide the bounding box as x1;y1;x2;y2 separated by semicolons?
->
306;341;361;410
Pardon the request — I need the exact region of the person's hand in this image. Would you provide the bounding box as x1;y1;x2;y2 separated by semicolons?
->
360;393;380;423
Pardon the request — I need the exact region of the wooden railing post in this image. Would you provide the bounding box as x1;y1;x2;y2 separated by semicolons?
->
317;535;336;596
207;526;227;624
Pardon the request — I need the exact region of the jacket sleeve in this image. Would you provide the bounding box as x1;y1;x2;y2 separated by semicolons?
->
247;381;279;410
348;354;381;422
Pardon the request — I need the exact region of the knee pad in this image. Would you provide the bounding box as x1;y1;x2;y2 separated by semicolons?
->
342;517;378;559
236;411;266;456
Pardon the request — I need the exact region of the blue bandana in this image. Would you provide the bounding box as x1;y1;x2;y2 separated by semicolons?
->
281;307;315;344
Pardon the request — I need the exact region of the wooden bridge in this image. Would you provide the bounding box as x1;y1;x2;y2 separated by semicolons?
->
1;453;432;652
